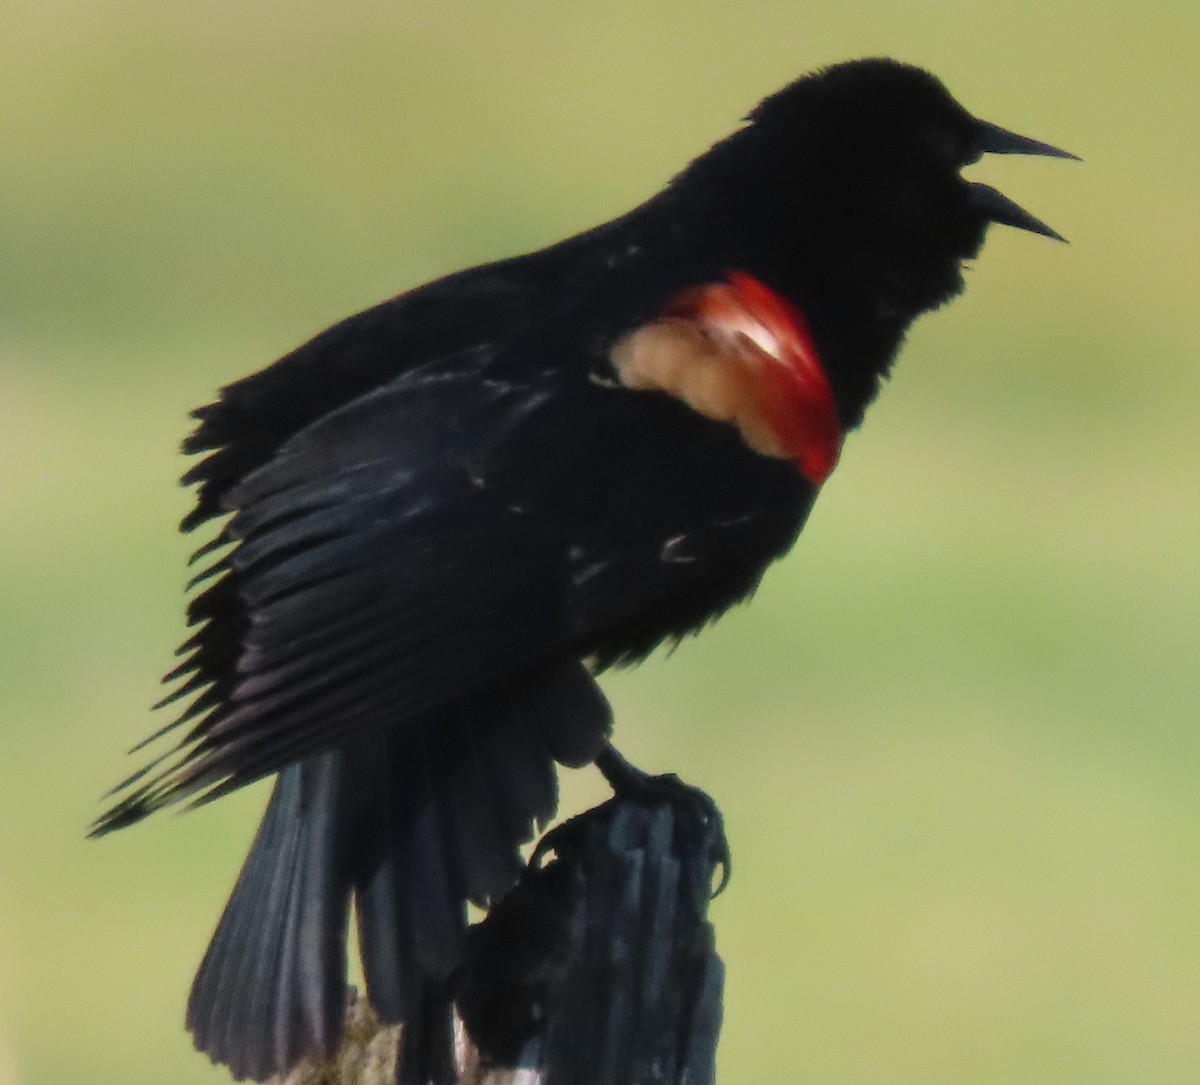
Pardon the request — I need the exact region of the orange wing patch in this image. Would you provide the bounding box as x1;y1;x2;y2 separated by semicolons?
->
611;317;790;459
610;273;842;486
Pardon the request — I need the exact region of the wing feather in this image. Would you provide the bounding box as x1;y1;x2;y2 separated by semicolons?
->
93;367;571;833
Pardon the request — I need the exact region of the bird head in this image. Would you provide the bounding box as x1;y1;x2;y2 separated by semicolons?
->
694;58;1076;321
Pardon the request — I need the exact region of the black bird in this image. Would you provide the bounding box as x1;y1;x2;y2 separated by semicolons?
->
93;58;1073;1081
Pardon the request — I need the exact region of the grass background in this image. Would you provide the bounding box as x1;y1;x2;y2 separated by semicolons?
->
2;2;1198;1083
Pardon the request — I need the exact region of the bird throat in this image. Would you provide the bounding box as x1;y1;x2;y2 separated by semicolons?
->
610;271;842;486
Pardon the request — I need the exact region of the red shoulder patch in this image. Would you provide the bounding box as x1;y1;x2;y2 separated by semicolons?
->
612;272;842;486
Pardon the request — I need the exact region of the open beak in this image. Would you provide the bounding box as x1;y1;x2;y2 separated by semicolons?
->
967;182;1067;242
974;120;1079;161
968;119;1078;242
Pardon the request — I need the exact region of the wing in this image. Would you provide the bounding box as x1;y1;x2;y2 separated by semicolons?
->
180;259;550;532
95;356;577;831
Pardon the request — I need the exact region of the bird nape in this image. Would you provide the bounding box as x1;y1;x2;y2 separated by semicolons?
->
92;57;1073;1082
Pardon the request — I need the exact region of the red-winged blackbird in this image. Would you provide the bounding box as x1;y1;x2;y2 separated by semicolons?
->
93;58;1073;1081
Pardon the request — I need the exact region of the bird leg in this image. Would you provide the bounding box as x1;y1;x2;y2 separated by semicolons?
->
592;742;731;894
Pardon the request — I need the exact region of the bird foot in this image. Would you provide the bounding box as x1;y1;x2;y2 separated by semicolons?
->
593;743;731;894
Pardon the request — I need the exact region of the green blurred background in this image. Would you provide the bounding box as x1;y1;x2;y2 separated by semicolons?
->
2;2;1198;1083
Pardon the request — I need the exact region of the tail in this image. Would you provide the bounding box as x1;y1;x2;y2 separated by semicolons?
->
186;660;611;1083
186;751;351;1080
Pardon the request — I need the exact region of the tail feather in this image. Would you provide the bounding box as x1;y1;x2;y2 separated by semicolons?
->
271;753;349;1068
354;728;457;1024
482;699;558;835
396;981;457;1085
407;800;467;978
188;767;298;1077
440;710;530;904
183;660;611;1081
187;753;351;1081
